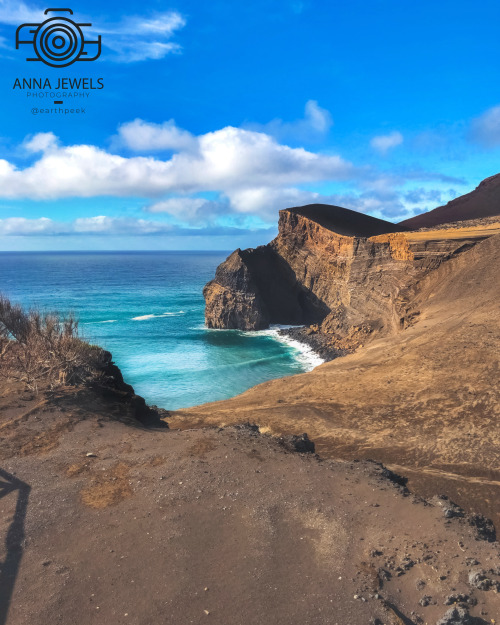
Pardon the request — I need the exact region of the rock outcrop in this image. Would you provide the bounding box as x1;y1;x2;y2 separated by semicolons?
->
204;202;497;350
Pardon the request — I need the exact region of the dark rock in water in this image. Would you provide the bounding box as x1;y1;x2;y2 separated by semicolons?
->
279;433;315;453
468;513;496;542
435;606;473;625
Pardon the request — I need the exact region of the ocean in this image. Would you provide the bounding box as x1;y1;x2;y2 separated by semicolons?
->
0;252;322;409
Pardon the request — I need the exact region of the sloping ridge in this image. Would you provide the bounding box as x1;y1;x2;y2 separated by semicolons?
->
288;203;407;237
400;172;500;229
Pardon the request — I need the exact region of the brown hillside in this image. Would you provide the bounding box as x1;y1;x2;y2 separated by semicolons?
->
400;173;500;229
175;234;500;528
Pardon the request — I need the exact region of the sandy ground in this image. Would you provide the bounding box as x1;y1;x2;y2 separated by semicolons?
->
1;386;499;625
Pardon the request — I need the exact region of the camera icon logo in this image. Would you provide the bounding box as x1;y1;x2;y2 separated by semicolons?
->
16;8;101;68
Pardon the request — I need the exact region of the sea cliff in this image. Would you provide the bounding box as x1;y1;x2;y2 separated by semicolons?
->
204;203;492;353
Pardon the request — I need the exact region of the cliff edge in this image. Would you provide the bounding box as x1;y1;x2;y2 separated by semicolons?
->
204;199;499;352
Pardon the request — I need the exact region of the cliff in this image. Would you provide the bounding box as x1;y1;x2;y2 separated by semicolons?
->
399;172;500;229
179;232;500;532
204;202;498;351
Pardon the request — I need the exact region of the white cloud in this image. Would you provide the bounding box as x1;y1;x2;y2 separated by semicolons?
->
225;186;320;214
23;132;58;153
117;119;197;152
0;126;354;209
245;100;333;143
0;216;273;237
470;105;500;148
0;216;177;236
145;197;227;223
370;131;404;154
0;1;185;63
0;0;42;25
96;11;186;62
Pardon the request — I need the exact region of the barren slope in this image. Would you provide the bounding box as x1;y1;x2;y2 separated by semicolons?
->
1;383;499;625
173;234;500;526
400;173;500;229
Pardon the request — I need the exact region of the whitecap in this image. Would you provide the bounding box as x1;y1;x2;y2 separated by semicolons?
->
200;323;324;371
132;311;186;321
266;325;325;370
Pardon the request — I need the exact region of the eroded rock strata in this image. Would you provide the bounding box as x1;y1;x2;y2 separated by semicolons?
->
204;203;494;353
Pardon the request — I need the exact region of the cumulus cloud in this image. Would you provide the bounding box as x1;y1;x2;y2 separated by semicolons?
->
370;131;404;154
470;105;500;148
245;100;333;143
23;132;58;153
0;126;354;214
0;116;463;230
116;119;197;152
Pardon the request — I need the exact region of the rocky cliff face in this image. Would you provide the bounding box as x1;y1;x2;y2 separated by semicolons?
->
204;203;495;349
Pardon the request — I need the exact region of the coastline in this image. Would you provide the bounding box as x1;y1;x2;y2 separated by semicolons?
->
277;325;345;363
255;324;327;370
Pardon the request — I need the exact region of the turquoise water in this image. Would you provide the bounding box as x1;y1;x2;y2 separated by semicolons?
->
0;252;321;409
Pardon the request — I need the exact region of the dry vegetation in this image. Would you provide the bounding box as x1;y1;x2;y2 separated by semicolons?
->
0;294;106;392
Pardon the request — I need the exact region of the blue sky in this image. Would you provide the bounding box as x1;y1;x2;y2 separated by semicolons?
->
0;0;499;250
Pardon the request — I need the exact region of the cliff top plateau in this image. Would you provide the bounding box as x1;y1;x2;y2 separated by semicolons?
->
285;203;407;237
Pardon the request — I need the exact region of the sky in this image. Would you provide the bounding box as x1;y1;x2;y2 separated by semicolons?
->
0;0;499;250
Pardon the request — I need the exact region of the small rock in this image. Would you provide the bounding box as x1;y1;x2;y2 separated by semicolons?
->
444;593;472;606
419;595;432;607
204;610;210;615
436;606;473;625
378;567;391;581
278;433;315;454
370;549;383;557
86;452;97;458
468;569;493;591
468;514;496;542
